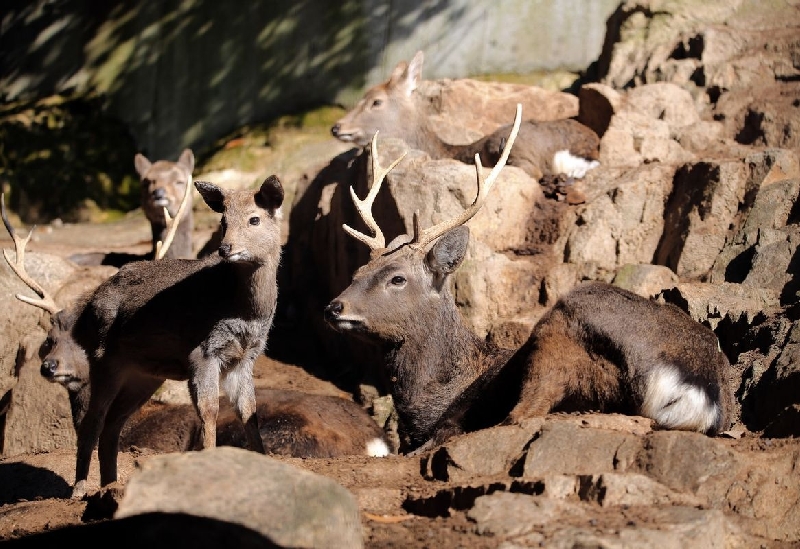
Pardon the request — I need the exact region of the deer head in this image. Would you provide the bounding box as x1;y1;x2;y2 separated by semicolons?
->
331;51;427;148
325;104;522;343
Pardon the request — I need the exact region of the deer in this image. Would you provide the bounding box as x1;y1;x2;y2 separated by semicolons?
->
69;149;197;267
323;104;733;455
331;50;601;186
2;173;284;499
121;387;391;458
136;148;196;260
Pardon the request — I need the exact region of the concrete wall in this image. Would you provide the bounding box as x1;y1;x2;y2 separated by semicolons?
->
0;0;620;160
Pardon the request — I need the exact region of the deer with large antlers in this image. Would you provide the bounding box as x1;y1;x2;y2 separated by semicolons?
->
324;104;733;454
331;50;600;184
3;174;285;498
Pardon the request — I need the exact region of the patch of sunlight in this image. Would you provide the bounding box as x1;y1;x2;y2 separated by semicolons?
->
472;70;580;92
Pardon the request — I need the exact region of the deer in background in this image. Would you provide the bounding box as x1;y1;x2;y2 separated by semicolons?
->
324;105;732;454
331;50;600;184
3;174;284;499
136;148;196;260
69;149;198;267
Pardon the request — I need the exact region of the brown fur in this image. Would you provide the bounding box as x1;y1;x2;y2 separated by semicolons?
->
508;282;733;426
331;51;599;181
121;388;390;458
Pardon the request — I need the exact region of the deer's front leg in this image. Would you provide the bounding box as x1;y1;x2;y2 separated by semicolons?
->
223;346;265;454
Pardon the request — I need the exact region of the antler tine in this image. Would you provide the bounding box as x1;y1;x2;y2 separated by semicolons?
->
1;193;61;314
411;103;523;251
343;131;408;251
155;171;194;260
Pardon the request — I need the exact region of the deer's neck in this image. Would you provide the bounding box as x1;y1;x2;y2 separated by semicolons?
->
231;258;280;319
401;102;468;160
68;383;91;433
384;299;505;444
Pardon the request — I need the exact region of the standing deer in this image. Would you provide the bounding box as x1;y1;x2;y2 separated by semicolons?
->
2;174;284;499
331;50;600;183
4;195;390;468
69;149;197;267
136;148;196;260
324;105;732;454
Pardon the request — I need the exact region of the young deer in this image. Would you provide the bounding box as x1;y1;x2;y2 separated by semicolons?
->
331;50;600;182
3;175;284;498
324;105;732;454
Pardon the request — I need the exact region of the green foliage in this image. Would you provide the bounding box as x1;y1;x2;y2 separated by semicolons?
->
0;93;140;223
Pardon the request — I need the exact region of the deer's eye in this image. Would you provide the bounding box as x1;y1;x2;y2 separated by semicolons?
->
249;216;260;226
390;275;406;286
371;99;383;108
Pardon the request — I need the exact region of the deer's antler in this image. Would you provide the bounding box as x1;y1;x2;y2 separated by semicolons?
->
1;193;61;314
155;172;193;260
343;131;408;251
410;103;522;251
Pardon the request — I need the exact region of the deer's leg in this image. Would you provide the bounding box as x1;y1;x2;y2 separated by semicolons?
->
97;376;162;487
72;371;123;499
189;348;221;450
506;312;588;424
222;349;265;454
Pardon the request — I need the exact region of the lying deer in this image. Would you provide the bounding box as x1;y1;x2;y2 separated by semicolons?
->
3;175;284;498
324;105;732;454
331;50;600;182
122;387;391;458
31;311;390;458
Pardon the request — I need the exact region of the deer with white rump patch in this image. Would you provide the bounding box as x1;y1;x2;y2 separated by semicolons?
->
331;50;600;182
324;104;732;454
3;174;284;498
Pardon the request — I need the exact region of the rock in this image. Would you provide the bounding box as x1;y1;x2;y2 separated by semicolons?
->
116;447;365;549
612;263;680;298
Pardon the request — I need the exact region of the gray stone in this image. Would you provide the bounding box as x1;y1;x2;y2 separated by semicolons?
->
116;446;364;549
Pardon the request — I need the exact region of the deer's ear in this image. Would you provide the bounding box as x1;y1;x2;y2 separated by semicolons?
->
134;153;151;177
195;181;225;213
401;51;424;97
256;175;284;212
178;149;195;173
426;226;469;278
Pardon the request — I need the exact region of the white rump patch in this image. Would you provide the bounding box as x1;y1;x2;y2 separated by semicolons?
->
552;150;600;179
366;437;391;457
642;364;719;434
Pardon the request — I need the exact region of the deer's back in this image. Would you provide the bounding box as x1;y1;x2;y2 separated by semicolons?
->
79;255;277;369
459;119;600;175
541;282;727;385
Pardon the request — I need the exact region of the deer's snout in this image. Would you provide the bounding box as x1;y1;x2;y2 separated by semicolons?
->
152;188;166;199
331;124;341;138
218;243;232;258
324;300;343;322
41;358;58;379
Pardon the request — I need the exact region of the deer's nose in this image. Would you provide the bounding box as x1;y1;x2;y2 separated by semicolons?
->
152;188;166;199
324;301;343;322
331;124;340;137
218;243;232;258
41;358;57;378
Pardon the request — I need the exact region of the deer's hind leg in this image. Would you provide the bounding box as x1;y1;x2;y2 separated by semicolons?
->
506;309;622;423
97;375;163;487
